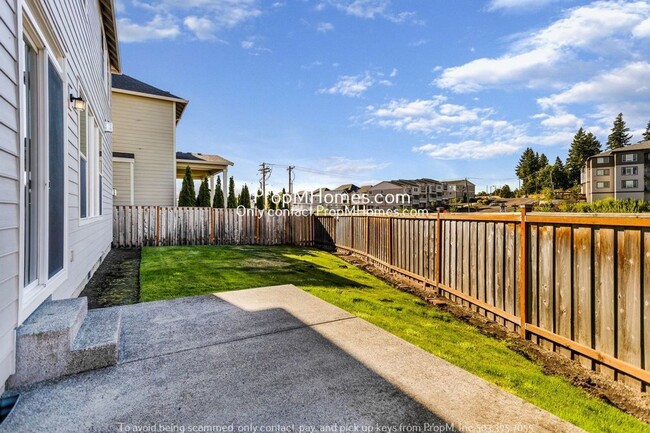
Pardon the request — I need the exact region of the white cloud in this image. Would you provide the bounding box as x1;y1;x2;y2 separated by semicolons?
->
325;0;419;23
538;62;650;109
413;141;520;160
240;36;271;54
319;70;394;97
488;0;559;11
118;15;180;43
537;112;582;129
320;73;375;97
633;18;650;37
322;156;390;174
184;16;218;40
121;0;262;42
436;1;650;92
366;96;491;133
317;22;335;32
301;61;323;70
115;0;126;13
408;38;429;47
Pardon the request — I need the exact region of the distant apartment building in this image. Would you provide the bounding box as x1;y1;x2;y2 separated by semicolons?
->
367;179;444;210
443;179;476;202
293;178;475;212
581;141;650;202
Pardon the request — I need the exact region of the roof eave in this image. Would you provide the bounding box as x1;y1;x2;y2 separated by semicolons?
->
99;0;121;72
176;158;234;167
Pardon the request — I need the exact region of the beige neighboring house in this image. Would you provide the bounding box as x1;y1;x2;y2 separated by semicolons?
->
111;74;233;206
581;140;650;202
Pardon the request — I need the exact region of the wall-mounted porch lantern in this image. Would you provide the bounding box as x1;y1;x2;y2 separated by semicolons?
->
69;94;86;111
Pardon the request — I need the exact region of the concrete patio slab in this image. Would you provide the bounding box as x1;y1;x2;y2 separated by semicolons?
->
0;285;584;433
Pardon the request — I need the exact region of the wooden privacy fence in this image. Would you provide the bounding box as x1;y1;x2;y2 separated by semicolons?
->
112;206;313;247
313;210;650;390
114;205;650;389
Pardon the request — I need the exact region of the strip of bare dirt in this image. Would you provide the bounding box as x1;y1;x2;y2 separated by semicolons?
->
80;248;141;309
333;250;650;424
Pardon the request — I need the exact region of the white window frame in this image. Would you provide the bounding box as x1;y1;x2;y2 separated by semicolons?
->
18;1;68;323
622;180;638;189
621;166;637;176
78;102;103;223
596;181;609;189
596;169;609;176
596;157;610;164
621;153;637;163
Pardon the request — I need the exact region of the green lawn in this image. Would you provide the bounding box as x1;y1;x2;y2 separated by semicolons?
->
140;245;648;433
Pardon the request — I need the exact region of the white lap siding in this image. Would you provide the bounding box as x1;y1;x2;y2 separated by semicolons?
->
0;0;19;394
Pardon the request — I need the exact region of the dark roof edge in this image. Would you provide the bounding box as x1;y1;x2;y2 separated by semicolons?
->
99;0;120;72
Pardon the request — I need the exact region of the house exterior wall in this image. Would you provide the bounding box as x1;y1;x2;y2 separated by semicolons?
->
112;92;175;206
0;0;114;391
112;160;132;205
0;0;20;395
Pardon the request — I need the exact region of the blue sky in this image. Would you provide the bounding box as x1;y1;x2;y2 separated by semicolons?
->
115;0;650;193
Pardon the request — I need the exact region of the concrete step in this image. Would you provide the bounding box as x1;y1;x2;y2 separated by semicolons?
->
9;298;88;388
67;308;121;375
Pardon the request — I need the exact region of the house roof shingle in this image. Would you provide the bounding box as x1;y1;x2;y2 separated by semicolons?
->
112;73;188;122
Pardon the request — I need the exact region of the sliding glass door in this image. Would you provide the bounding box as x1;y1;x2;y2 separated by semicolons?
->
21;38;65;287
48;58;64;278
23;38;38;288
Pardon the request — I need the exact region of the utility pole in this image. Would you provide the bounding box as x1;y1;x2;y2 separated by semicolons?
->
465;177;469;212
258;163;272;209
287;166;295;211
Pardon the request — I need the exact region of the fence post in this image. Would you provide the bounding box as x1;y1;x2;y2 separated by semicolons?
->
388;216;393;268
209;208;214;245
365;215;370;260
155;206;161;246
519;204;532;339
435;208;443;290
350;216;354;250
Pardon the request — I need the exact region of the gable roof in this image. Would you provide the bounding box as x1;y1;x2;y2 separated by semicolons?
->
333;184;359;191
112;73;188;122
176;152;233;166
98;0;120;72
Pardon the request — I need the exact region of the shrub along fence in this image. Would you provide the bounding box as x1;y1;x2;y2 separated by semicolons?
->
113;205;650;390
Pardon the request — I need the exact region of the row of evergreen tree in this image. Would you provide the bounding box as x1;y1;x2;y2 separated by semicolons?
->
177;165;289;210
514;114;650;195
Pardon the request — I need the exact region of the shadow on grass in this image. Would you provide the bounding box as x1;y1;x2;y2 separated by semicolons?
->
140;245;371;301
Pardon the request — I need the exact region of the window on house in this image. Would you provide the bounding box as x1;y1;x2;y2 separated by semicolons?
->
79;104;102;218
79;103;88;218
622;166;638;176
622;180;638;189
621;153;637;163
596;169;610;176
596;181;610;189
596;157;610;164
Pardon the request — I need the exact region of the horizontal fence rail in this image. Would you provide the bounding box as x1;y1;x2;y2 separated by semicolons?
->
112;206;313;247
113;206;650;389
